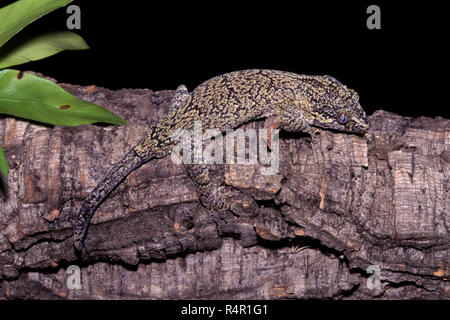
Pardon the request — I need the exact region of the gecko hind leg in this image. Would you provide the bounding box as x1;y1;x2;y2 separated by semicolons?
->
183;163;234;223
168;84;190;114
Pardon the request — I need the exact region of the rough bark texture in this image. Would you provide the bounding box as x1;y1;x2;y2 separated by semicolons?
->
0;76;448;299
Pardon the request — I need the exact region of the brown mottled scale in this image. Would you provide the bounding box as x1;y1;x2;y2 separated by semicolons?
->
74;69;369;251
134;69;368;158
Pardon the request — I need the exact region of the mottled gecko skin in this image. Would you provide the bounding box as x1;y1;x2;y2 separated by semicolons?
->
73;69;369;251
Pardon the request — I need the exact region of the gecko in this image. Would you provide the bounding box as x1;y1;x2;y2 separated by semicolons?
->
73;69;369;251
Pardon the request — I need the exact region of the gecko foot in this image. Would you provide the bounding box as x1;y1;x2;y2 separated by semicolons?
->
199;185;234;213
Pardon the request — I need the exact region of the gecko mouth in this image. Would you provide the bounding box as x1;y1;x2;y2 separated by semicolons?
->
311;123;369;135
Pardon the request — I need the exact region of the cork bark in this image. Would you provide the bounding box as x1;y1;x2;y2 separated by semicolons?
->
0;78;448;299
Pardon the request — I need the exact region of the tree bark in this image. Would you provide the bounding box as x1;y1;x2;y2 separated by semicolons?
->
0;77;448;299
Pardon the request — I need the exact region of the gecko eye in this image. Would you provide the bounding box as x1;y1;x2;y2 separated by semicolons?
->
337;115;349;124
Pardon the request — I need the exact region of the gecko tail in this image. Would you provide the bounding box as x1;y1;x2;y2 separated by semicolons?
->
73;149;153;251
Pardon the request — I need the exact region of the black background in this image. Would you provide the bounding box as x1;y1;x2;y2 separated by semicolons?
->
0;1;448;307
3;0;447;118
1;300;447;318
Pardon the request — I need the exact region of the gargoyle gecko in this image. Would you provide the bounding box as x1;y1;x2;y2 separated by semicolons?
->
73;69;369;251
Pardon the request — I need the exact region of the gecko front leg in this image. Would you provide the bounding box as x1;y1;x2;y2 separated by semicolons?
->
279;106;324;145
279;106;309;133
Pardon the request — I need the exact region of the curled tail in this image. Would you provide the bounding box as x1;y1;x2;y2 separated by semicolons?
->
73;149;153;251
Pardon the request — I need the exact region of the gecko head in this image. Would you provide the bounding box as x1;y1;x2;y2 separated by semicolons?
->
297;75;370;134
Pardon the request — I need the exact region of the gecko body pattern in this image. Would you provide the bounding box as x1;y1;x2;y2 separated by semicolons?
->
73;69;369;251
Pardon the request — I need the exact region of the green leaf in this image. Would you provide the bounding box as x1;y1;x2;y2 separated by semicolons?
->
0;145;8;176
0;0;72;48
0;31;89;69
0;69;127;126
